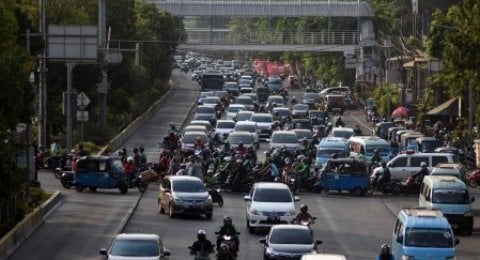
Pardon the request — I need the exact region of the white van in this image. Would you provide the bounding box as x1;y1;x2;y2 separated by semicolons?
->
301;253;346;260
419;175;475;234
372;151;457;180
348;136;390;163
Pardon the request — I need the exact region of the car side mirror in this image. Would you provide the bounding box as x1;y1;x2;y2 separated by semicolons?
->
396;236;403;243
471;196;475;202
259;238;266;244
316;240;323;245
99;248;108;255
163;250;171;256
294;196;300;202
455;238;460;245
244;195;251;201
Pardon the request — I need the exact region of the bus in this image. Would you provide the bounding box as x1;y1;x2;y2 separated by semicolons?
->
201;71;224;91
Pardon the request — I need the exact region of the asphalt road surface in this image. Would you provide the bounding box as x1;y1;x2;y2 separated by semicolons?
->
9;70;480;260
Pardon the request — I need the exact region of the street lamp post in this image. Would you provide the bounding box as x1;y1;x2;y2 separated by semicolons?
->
384;37;392;119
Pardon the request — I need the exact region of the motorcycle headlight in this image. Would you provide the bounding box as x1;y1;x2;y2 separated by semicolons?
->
285;210;295;216
250;208;261;215
402;256;415;260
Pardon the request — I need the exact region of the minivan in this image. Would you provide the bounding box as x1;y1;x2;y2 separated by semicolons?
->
348;136;391;163
419;175;475;234
392;208;459;259
315;137;349;168
372;152;457;180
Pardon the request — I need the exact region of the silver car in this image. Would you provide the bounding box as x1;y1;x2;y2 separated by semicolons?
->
269;130;300;152
194;105;217;125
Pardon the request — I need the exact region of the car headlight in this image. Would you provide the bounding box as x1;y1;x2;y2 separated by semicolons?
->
285;210;295;216
207;196;212;203
173;197;183;204
250;208;261;215
402;256;415;260
265;247;278;256
464;211;474;217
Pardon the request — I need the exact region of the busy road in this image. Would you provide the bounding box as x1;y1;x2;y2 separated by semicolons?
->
9;69;480;260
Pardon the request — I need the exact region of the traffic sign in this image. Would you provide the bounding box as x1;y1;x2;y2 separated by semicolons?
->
77;91;90;110
77;111;89;121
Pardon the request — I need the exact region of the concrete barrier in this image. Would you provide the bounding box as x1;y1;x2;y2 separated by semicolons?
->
0;191;61;259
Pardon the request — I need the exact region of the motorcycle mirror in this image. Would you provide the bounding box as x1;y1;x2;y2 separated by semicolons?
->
259;238;266;244
315;240;323;245
214;231;219;235
471;196;475;203
243;195;251;201
162;250;171;256
294;196;300;202
99;248;107;255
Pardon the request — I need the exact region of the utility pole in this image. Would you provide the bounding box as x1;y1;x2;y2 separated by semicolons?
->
97;0;108;129
384;37;392;119
38;0;47;149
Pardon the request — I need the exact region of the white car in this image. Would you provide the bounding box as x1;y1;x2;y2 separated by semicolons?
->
235;110;254;122
214;120;236;139
234;121;260;144
226;104;246;120
244;182;299;233
202;96;220;108
249;113;274;138
100;233;171;260
269;130;300;153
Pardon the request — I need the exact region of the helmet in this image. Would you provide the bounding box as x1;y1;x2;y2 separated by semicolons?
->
300;204;308;213
139;147;144;152
380;244;391;255
116;150;123;156
223;216;232;226
127;156;134;162
331;153;338;159
374;149;379;154
238;141;244;146
197;230;206;241
169;122;175;128
284;158;292;165
133;147;139;153
420;161;427;167
292;96;296;99
381;162;387;168
236;158;243;164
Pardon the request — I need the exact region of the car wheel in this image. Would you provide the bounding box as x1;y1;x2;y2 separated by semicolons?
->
75;184;84;193
351;187;363;196
89;187;97;192
169;203;176;218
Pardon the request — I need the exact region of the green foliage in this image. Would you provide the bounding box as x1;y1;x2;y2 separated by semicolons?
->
371;84;398;116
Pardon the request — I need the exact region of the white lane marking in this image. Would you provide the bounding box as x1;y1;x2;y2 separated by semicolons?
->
351;114;373;132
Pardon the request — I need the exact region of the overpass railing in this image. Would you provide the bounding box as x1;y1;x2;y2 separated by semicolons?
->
181;30;359;45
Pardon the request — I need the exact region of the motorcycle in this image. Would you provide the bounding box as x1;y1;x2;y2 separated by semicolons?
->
207;183;224;206
188;246;213;260
128;171;148;193
53;153;75;178
398;175;421;196
286;173;297;194
467;169;480;188
215;231;239;259
367;175;400;195
459;149;476;170
60;170;75;188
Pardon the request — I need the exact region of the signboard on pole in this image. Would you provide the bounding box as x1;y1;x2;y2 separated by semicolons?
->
345;58;356;69
77;111;89;121
77;91;90;110
412;0;418;15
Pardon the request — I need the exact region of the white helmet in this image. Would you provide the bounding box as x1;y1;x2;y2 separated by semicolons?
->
127;156;134;162
420;161;427;167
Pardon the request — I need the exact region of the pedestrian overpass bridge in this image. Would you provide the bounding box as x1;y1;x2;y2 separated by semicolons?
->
151;0;376;52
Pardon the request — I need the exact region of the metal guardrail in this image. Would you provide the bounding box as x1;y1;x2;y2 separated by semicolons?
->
180;31;359;45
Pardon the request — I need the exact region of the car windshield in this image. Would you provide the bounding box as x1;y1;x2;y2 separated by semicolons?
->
293;104;309;110
236;98;253;105
269;229;313;244
228;106;245;113
366;145;391;156
228;135;254;144
183;134;207;143
275;110;291;117
196;107;214;113
419;140;442;152
269;97;284;103
199;92;214;98
404;228;453;248
204;98;218;104
294;131;312;140
110;239;159;257
235;125;256;133
236;113;253;121
317;149;346;157
332;130;353;139
251;115;273;123
253;188;292;202
303;93;318;99
173;180;206;192
217;121;235;129
272;134;297;143
293;122;311;129
432;189;470;204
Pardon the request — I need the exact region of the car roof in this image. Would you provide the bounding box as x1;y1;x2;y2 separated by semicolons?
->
229;131;254;137
254;182;291;190
167;175;203;182
228;104;246;108
301;254;346;260
252;113;272;117
237;110;254;114
217;120;236;124
183;131;207;137
236;121;257;126
115;233;159;241
270;224;309;231
272;130;296;135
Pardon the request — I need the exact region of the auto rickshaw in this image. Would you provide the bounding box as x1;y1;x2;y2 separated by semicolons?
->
313;158;369;196
73;155;129;193
256;86;269;103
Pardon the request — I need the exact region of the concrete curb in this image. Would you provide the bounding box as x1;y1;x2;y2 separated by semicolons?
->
98;80;174;155
0;191;62;260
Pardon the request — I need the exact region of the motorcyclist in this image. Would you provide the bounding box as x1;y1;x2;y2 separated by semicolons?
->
139;147;147;164
335;116;345;127
124;156;137;186
190;230;215;257
412;161;429;184
282;158;295;184
293;204;314;224
168;122;179;135
295;156;310;191
354;125;362;135
216;216;239;255
234;141;247;155
290;96;297;106
377;244;395;260
374;162;391;190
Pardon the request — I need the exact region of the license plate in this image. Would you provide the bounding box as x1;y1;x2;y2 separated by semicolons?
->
268;216;279;221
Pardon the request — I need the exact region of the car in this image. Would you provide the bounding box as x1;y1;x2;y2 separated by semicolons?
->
197;91;215;105
319;86;351;97
266;95;285;110
269;130;300;153
202;96;220;107
430;163;465;180
249;113;274;139
329;127;354;139
239;79;252;89
158;175;213;219
189;120;213;133
214;120;236;139
223;81;240;95
235;96;255;111
292;129;313;143
194;105;217;125
302;92;320;108
100;233;171;260
226;104;247;120
181;131;209;153
240;87;254;95
240;75;254;87
243;93;259;105
227;131;258;150
260;224;322;260
272;107;292;121
292;104;309;118
183;125;209;136
235;110;254;122
234;121;260;144
267;76;284;92
191;70;202;81
291;119;312;130
309;110;328;126
244;182;299;233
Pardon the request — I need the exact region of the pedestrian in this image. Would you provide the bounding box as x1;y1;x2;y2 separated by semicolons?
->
133;147;141;165
139;147;147;164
